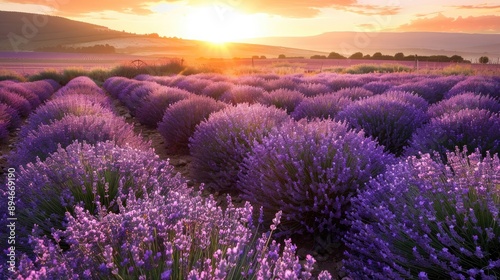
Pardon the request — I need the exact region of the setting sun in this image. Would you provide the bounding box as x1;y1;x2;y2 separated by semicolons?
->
183;6;260;43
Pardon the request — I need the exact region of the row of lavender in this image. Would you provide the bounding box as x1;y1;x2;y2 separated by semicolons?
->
0;80;60;143
105;72;500;279
2;77;331;279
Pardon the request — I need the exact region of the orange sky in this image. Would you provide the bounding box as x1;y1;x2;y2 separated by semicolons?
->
1;0;500;42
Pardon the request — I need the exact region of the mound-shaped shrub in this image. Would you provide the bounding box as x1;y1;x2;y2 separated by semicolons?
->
362;81;393;95
0;103;21;129
11;141;184;240
258;89;305;113
291;93;353;121
428;92;500;118
238;119;393;236
189;104;291;193
0;83;41;107
392;82;442;104
333;87;374;100
406;109;500;160
102;76;132;97
54;76;104;97
328;77;363;92
174;77;212;94
134;86;192;127
13;190;331;279
158;96;227;153
219;85;265;104
19;96;116;138
296;83;331;97
344;149;500;279
338;93;429;155
0;89;32;117
264;77;299;91
9;115;149;167
120;81;161;113
446;76;500;99
26;79;60;101
381;90;429;110
201;81;234;99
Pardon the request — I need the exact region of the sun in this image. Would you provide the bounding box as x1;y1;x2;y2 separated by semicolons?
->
184;6;259;43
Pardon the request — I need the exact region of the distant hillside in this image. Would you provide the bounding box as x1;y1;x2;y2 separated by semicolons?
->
0;11;326;58
240;32;500;61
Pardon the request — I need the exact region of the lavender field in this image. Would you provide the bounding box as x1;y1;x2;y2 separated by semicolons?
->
1;71;500;279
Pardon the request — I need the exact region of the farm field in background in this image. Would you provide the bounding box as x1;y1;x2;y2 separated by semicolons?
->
1;65;500;279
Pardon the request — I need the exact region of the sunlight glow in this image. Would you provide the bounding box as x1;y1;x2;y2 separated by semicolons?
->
184;6;260;43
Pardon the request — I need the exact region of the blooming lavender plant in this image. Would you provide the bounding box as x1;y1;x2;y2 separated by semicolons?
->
13;188;331;279
263;77;300;91
446;76;500;99
102;76;134;98
0;83;41;108
134;86;192;127
54;76;104;97
406;109;500;161
9;114;149;167
219;85;266;104
338;93;429;155
174;77;212;94
158;95;227;153
296;83;332;97
201;81;234;100
189;103;291;193
238;119;394;236
12;140;183;240
0;89;32;117
291;93;353;121
428;92;500;119
258;89;305;113
119;81;162;113
25;79;60;101
333;87;374;100
343;149;500;279
362;81;393;95
19;96;116;138
0;103;21;129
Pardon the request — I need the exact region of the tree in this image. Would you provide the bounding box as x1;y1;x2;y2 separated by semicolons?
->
349;52;363;59
327;52;346;59
278;54;286;59
450;55;464;63
372;52;383;59
394;52;405;60
479;56;489;64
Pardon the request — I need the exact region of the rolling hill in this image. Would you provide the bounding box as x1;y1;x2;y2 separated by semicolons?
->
0;11;326;58
239;32;500;61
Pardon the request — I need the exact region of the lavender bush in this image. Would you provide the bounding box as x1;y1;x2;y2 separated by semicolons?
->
119;81;161;113
0;83;41;108
0;121;7;142
0;89;32;117
102;76;133;98
134;86;192;127
406;109;500;160
446;76;500;99
338;93;429;155
238;119;393;236
29;79;61;100
291;93;353;121
12;141;184;241
54;76;104;97
201;81;234;100
428;92;500;119
0;103;21;129
333;87;374;100
19;96;116;138
344;149;500;279
219;85;265;104
9;114;149;167
13;190;331;279
189;103;291;193
362;81;393;95
296;83;331;97
158;95;227;153
264;77;299;91
258;89;305;113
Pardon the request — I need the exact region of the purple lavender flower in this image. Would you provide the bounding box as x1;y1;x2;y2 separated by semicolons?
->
238;119;394;235
427;92;500;119
219;85;265;104
13;140;183;238
189;103;291;193
446;76;500;99
158;95;227;153
338;92;429;155
0;83;41;108
258;89;305;113
134;86;193;127
291;93;353;121
406;108;500;160
333;87;374;100
0;103;21;129
201;81;234;100
0;89;32;117
9;114;150;167
296;83;332;97
344;149;500;279
362;81;393;95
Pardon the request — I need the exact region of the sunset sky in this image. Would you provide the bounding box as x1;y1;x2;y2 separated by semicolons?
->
1;0;500;42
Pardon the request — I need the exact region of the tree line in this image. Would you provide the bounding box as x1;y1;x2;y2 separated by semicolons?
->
306;52;471;63
36;44;116;54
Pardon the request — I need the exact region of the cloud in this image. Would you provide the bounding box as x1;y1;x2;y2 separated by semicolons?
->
452;4;500;10
2;0;153;15
3;0;359;18
396;13;500;33
335;4;400;16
